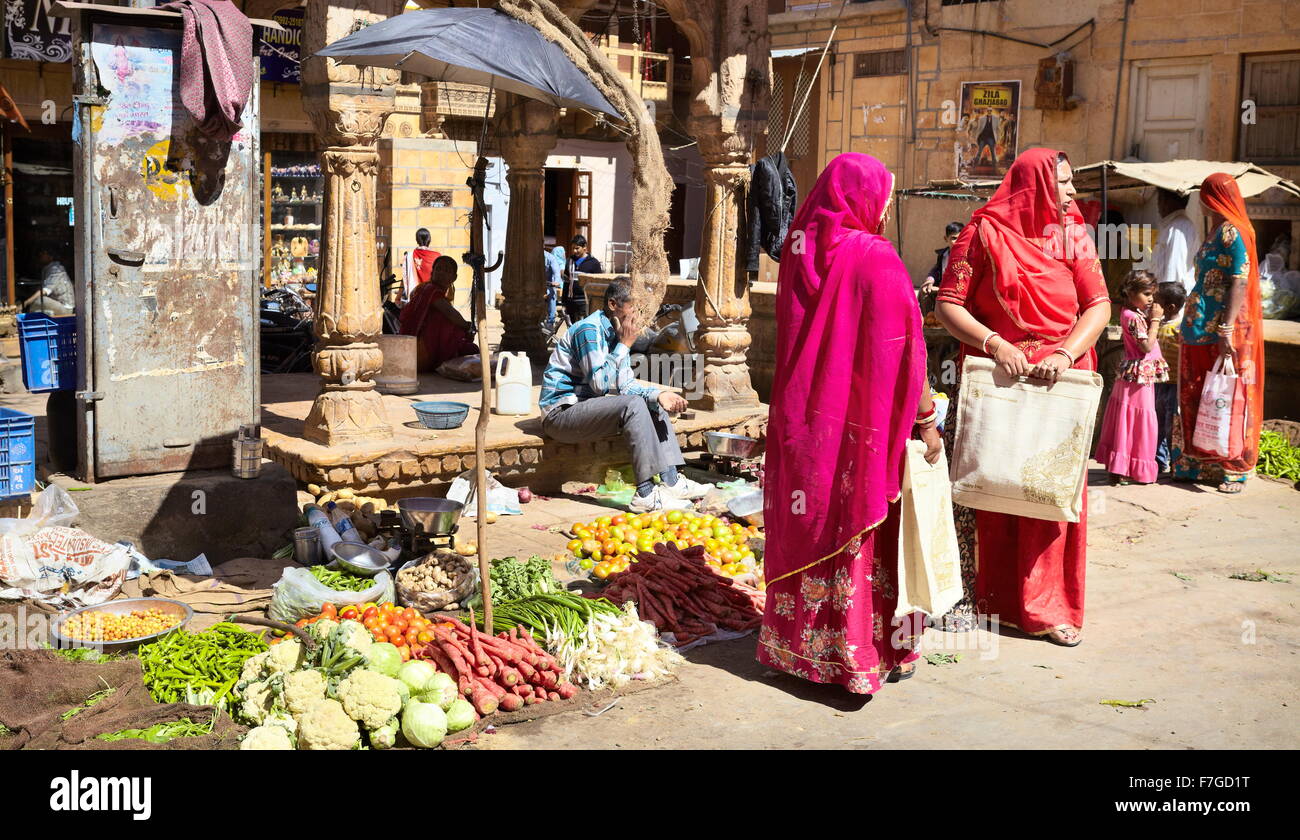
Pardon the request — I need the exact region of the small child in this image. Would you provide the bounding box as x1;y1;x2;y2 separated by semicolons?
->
1094;270;1170;485
1153;282;1186;473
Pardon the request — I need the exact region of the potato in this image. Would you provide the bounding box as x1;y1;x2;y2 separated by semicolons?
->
484;511;499;524
336;488;355;500
317;492;336;505
307;483;322;496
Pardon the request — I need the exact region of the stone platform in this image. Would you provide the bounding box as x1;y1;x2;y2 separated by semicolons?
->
260;372;768;495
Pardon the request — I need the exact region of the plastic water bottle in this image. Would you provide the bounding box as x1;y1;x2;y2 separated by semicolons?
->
326;502;358;539
303;504;342;555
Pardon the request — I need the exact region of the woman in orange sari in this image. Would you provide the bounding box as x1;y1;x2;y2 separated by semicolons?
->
935;148;1111;646
1171;174;1265;493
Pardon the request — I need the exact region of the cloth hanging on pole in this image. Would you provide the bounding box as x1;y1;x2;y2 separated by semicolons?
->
157;0;254;141
746;152;798;274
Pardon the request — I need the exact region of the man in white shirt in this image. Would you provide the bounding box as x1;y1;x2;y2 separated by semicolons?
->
1150;190;1202;320
23;246;75;315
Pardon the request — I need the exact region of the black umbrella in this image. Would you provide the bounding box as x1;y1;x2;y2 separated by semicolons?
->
313;7;621;119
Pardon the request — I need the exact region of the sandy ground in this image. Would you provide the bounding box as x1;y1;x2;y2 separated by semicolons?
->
469;470;1299;750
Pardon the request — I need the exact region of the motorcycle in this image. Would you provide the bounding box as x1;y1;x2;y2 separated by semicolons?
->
260;286;315;374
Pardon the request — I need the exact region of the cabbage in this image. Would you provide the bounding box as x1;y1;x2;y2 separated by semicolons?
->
401;699;447;748
369;719;399;750
397;660;438;694
445;698;475;733
367;643;403;677
393;679;412;707
418;672;458;711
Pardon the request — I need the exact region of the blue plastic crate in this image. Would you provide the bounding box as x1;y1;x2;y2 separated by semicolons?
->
17;313;77;393
0;408;36;500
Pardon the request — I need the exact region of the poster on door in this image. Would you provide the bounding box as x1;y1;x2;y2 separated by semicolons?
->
5;0;74;62
956;81;1020;180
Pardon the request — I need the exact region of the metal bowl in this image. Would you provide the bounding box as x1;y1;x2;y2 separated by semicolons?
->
329;541;390;577
706;432;760;459
397;497;463;535
52;598;194;652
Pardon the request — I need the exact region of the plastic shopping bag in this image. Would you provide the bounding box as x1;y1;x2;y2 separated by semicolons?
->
268;566;395;623
446;469;522;517
896;440;962;619
0;486;131;608
1191;355;1244;460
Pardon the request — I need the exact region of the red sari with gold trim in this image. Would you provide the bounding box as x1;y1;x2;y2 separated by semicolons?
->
936;148;1109;635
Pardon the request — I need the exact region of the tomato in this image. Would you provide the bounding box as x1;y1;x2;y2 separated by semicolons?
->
363;617;381;632
396;644;412;662
372;630;387;643
416;629;435;645
295;618;309;628
580;539;601;557
362;606;379;621
385;626;404;643
339;606;360;621
578;556;595;571
392;618;409;633
595;515;612;527
319;603;338;619
619;542;636;556
592;562;612;580
405;629;421;648
380;602;396;614
567;539;584;554
402;607;419;622
437;621;455;630
594;528;611;543
665;510;684;525
611;513;627;526
571;523;586;535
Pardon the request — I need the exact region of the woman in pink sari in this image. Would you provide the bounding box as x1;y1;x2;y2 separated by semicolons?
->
757;154;942;694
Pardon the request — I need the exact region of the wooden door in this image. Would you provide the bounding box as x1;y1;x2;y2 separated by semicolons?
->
1127;59;1209;161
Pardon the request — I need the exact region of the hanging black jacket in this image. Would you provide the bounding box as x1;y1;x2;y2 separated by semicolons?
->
745;152;798;274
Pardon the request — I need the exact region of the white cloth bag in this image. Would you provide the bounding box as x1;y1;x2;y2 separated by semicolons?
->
896;440;962;619
1191;355;1238;458
950;356;1103;523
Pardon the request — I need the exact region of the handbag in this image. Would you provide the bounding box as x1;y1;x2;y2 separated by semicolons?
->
1191;355;1244;460
896;440;962;619
950;356;1103;523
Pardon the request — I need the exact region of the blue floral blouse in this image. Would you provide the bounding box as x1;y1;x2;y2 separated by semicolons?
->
1180;222;1250;346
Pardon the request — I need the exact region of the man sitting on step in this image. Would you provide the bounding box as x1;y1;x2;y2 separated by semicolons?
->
540;275;709;513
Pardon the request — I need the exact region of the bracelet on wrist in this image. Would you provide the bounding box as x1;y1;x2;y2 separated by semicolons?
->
981;332;1001;354
1051;347;1075;365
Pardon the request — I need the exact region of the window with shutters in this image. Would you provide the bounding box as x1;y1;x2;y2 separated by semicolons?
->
854;49;907;78
1240;53;1300;164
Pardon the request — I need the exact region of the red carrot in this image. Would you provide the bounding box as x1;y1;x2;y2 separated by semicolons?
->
547;691;560;702
499;693;524;712
556;681;578;700
476;676;507;699
469;685;498;716
498;665;522;687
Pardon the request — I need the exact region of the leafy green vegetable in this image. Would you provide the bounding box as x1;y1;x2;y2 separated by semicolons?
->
47;646;119;662
309;565;375;592
444;698;475;732
923;652;962;666
465;555;562;610
367;642;403;677
1228;569;1291;583
482;592;621;641
60;683;116;720
400;699;447;748
96;716;215;743
1259;431;1300;481
1172;572;1193;582
1100;698;1156;709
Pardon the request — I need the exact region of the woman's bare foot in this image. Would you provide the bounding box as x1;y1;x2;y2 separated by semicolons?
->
1045;626;1082;647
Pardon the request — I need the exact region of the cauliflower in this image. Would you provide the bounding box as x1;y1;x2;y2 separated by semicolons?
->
336;669;404;730
240;650;271;684
240;725;294;750
283;668;328;716
266;639;305;674
237;678;282;726
296;699;360;750
262;711;297;736
336;619;374;657
308;618;339;643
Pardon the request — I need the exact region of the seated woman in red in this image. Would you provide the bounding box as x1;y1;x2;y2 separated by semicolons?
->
400;255;478;372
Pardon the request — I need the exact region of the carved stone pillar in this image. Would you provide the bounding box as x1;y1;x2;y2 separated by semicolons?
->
498;95;558;364
686;0;769;411
300;0;403;446
418;82;447;138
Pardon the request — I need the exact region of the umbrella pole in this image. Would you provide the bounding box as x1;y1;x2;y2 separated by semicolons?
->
467;157;498;634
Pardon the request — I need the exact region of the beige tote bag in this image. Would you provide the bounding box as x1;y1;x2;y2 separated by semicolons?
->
950;356;1103;523
896;440;963;619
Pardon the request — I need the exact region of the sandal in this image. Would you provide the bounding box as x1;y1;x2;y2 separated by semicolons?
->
1045;626;1083;647
887;662;917;682
1217;480;1245;495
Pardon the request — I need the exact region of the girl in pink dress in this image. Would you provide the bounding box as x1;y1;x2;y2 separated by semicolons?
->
1094;270;1169;485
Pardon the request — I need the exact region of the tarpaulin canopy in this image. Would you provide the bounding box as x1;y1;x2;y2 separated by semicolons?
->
1070;159;1300;199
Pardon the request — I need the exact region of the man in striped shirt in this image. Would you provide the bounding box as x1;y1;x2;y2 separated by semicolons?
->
540;276;708;512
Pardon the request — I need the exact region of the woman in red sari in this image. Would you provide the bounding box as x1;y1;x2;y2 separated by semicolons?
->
757;153;942;694
935;148;1110;647
400;254;478;371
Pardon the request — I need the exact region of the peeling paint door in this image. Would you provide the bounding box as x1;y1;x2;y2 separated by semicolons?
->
78;21;259;479
1126;59;1209;162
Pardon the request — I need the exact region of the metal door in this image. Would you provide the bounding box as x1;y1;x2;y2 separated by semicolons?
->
76;19;259;479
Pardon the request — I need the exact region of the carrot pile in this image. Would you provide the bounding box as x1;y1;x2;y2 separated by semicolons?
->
416;614;579;716
593;542;763;646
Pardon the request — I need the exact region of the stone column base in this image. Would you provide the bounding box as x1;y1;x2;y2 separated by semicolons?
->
303;388;394;446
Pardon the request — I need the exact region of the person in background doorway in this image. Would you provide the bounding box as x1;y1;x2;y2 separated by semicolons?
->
544;245;566;325
562;234;602;322
920;221;964;308
1150;189;1202;327
403;228;441;300
540;276;707;514
1153;282;1187;473
23;245;75;315
400;254;477;372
